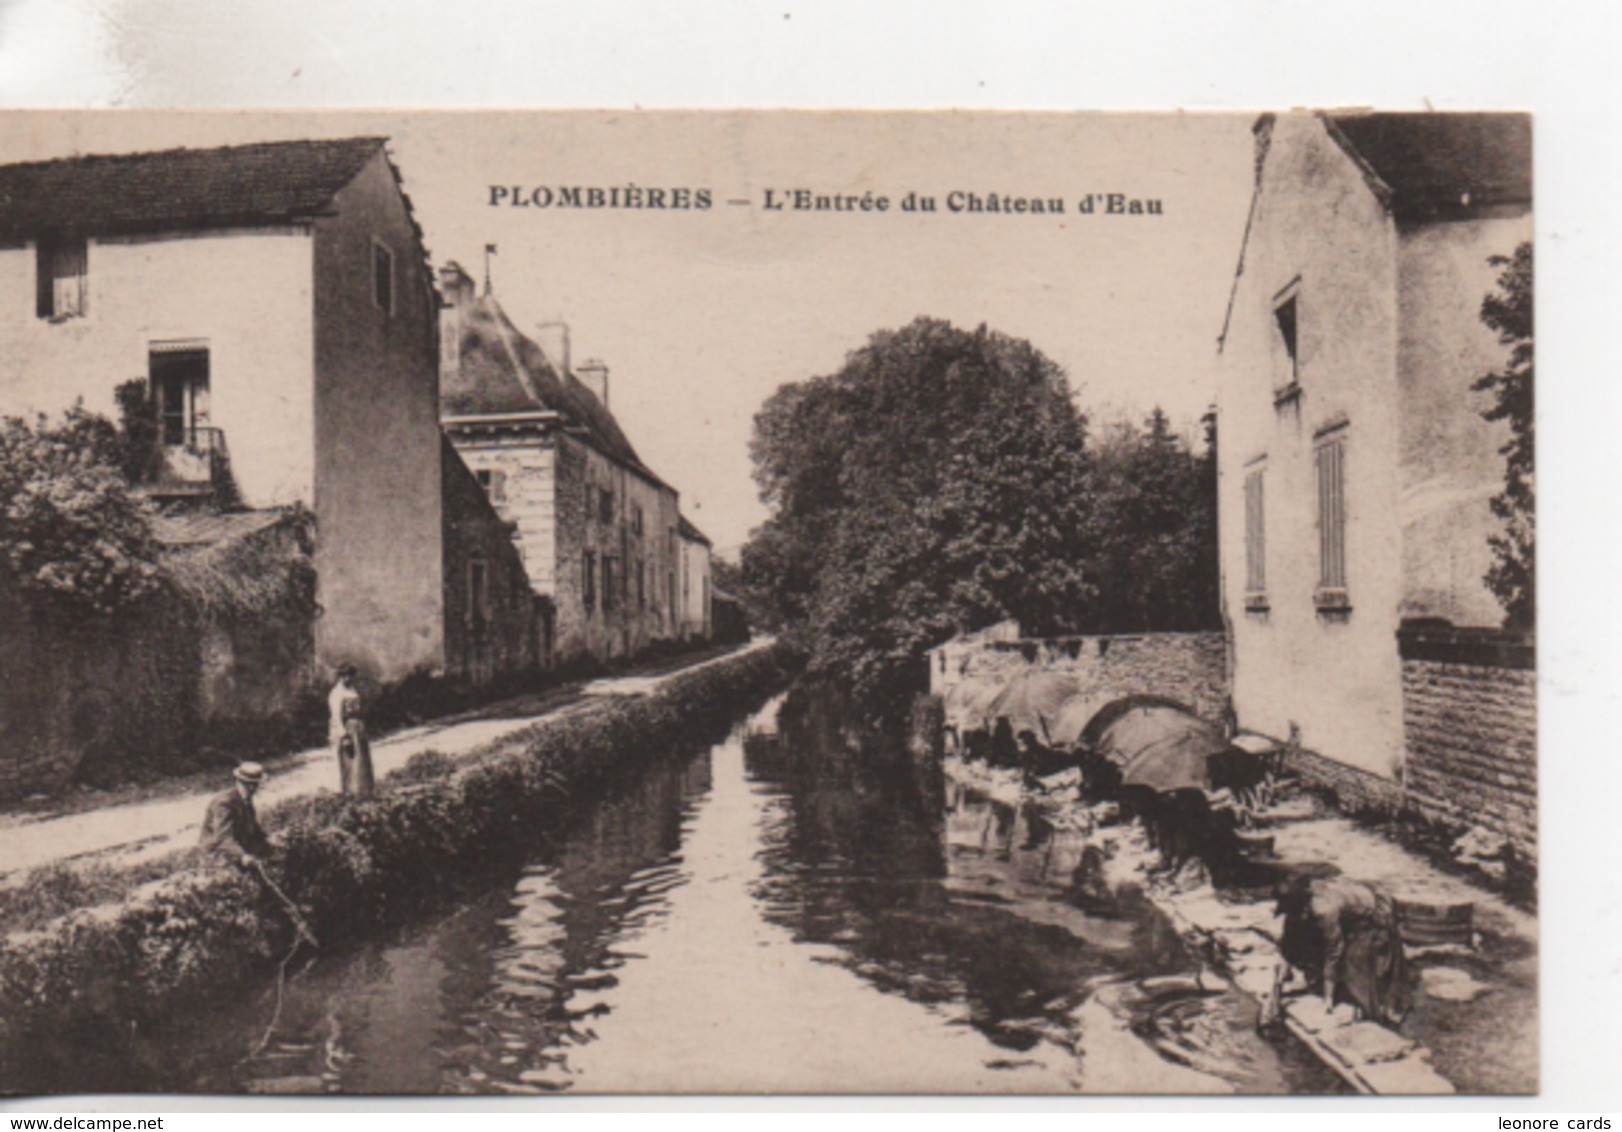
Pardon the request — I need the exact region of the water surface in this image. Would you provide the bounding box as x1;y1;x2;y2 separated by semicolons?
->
37;690;1343;1095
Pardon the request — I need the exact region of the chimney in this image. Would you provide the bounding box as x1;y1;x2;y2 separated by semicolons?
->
438;261;477;387
576;358;610;407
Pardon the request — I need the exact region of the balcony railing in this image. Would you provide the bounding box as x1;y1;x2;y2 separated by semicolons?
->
139;426;228;497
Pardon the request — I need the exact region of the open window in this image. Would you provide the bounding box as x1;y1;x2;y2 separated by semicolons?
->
475;467;507;504
150;345;212;449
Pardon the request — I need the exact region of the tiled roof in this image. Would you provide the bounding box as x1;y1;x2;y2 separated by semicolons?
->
1324;113;1531;220
443;294;665;485
0;137;387;241
152;508;291;548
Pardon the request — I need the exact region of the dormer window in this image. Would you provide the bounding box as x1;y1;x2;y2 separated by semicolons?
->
36;237;87;320
372;239;395;316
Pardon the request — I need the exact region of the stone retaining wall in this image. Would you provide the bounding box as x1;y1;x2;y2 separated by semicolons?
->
1285;746;1406;813
1399;627;1536;862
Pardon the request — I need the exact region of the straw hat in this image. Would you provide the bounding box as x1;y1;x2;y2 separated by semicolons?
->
234;762;266;785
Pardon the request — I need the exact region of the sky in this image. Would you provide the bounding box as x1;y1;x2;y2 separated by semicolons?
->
0;109;1257;556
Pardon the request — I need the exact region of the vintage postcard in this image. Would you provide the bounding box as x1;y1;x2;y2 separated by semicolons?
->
0;110;1534;1096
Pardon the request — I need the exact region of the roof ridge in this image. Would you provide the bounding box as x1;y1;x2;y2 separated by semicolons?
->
0;135;387;175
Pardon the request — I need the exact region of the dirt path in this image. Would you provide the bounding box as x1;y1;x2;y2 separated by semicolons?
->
0;641;767;885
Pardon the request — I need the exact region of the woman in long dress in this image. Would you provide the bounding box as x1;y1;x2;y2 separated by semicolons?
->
329;664;375;798
1272;873;1412;1026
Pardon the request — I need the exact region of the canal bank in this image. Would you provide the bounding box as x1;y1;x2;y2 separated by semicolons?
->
5;685;1347;1095
945;757;1537;1096
0;641;799;1089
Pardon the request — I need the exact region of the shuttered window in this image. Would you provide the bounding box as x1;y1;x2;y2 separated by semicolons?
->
1243;468;1267;601
1315;436;1349;606
36;238;87;319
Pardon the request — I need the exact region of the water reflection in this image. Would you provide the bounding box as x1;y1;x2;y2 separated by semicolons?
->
48;684;1343;1095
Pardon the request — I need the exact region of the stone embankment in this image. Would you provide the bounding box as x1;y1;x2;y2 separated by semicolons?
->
0;642;799;1080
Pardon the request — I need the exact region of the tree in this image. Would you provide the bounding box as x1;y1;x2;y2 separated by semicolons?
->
1473;242;1533;631
1084;407;1221;633
742;318;1098;711
0;405;163;615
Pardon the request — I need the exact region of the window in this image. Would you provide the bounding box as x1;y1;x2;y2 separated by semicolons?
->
637;556;646;610
603;555;618;612
583;550;597;613
1272;280;1301;401
1315;435;1349;610
36;237;87;320
632;504;644;537
475;468;506;504
1243;466;1267;609
150;346;211;447
373;239;395;315
598;487;614;524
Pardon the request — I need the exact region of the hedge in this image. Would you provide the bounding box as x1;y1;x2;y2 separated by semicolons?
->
0;641;799;1086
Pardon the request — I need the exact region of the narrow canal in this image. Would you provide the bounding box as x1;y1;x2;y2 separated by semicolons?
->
59;688;1344;1094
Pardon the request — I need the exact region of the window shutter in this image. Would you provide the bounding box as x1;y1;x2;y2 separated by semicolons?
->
1316;439;1347;591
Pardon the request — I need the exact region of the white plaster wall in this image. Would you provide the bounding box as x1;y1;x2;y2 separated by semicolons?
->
1397;213;1532;628
1217;113;1406;780
312;150;445;681
679;534;711;638
0;228;316;506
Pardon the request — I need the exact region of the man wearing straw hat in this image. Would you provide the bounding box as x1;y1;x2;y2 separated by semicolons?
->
199;763;318;952
200;761;274;869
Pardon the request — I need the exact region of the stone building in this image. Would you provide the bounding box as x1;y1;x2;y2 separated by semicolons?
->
438;262;694;665
0;137;539;796
1215;112;1534;858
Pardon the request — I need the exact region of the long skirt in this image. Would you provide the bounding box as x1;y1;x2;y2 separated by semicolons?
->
337;721;375;798
1336;891;1413;1025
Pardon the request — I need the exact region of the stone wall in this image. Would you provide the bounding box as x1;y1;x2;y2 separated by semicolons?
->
0;523;319;802
932;627;1229;730
1399;626;1536;862
1285;746;1406;813
0;587;195;800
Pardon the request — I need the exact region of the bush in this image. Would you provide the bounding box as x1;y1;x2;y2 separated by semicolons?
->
0;642;800;1063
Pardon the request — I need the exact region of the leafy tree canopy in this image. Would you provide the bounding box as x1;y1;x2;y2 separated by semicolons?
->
1085;406;1220;634
742;319;1224;714
743;318;1103;708
1473;242;1533;631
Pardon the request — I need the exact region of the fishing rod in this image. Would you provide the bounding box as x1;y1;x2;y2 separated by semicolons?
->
250;858;319;950
242;859;319;1064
